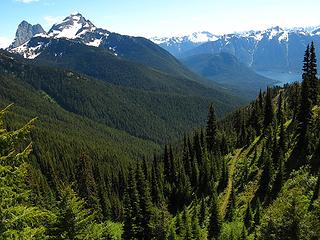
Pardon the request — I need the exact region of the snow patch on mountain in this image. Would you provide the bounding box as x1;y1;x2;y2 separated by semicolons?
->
11;39;48;59
87;38;102;47
48;13;97;39
8;13;116;59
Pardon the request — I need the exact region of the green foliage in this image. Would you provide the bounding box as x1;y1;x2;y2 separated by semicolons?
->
206;104;218;153
257;169;318;240
218;221;244;240
0;106;54;239
208;192;222;240
50;185;109;240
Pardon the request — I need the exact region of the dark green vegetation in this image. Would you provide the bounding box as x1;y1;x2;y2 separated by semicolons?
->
1;41;320;240
34;39;235;100
1;49;240;144
181;52;276;99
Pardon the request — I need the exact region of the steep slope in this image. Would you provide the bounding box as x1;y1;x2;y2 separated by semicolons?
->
0;50;240;144
8;20;46;49
32;38;240;101
181;52;276;98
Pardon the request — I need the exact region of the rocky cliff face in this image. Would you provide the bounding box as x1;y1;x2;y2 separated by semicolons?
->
8;20;46;49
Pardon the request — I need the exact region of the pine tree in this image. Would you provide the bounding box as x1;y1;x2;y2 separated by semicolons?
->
302;44;310;80
151;163;163;205
254;199;262;229
167;224;178;240
0;107;54;239
241;226;248;240
183;136;192;178
163;145;171;183
182;207;193;240
199;197;207;228
258;89;264;111
208;191;221;240
271;156;284;200
244;202;254;233
191;208;202;239
177;167;192;209
206;104;218;153
148;203;171;240
142;157;149;181
263;87;274;129
123;167;140;240
218;158;228;192
276;91;284;124
194;132;204;168
176;213;185;238
135;163;153;239
309;41;318;105
51;185;102;240
75;153;101;217
294;55;313;168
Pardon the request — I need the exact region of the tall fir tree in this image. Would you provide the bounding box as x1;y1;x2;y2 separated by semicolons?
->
0;107;54;239
206;104;218;153
51;185;104;240
263;87;274;129
309;41;318;105
75;153;101;217
182;207;193;240
199;197;207;228
135;163;153;239
244;202;254;233
294;46;313;168
302;44;310;80
163;145;171;183
123;167;141;240
208;191;221;240
271;155;284;200
151;162;163;206
191;210;202;240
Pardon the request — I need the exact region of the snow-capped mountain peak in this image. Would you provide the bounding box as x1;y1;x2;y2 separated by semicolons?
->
151;31;218;45
48;13;96;39
187;31;219;43
8;13;114;58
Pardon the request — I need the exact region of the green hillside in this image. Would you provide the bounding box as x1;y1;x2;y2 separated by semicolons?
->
182;52;276;99
1;41;319;239
1;50;241;144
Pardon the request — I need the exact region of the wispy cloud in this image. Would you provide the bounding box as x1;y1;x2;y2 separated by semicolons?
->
16;0;39;3
44;16;64;28
0;37;11;49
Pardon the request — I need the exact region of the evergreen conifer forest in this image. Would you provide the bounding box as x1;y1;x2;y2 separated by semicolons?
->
1;42;319;239
0;4;320;239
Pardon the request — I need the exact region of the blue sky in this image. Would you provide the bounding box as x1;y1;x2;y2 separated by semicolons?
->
1;0;320;48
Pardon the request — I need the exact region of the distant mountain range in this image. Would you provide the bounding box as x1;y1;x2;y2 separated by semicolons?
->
181;52;276;98
151;26;320;75
4;13;247;144
8;13;197;80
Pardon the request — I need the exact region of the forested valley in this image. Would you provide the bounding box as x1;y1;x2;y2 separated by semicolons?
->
1;41;320;240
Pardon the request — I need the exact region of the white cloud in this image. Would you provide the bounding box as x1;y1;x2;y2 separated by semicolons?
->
44;16;64;28
0;37;11;49
16;0;39;3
